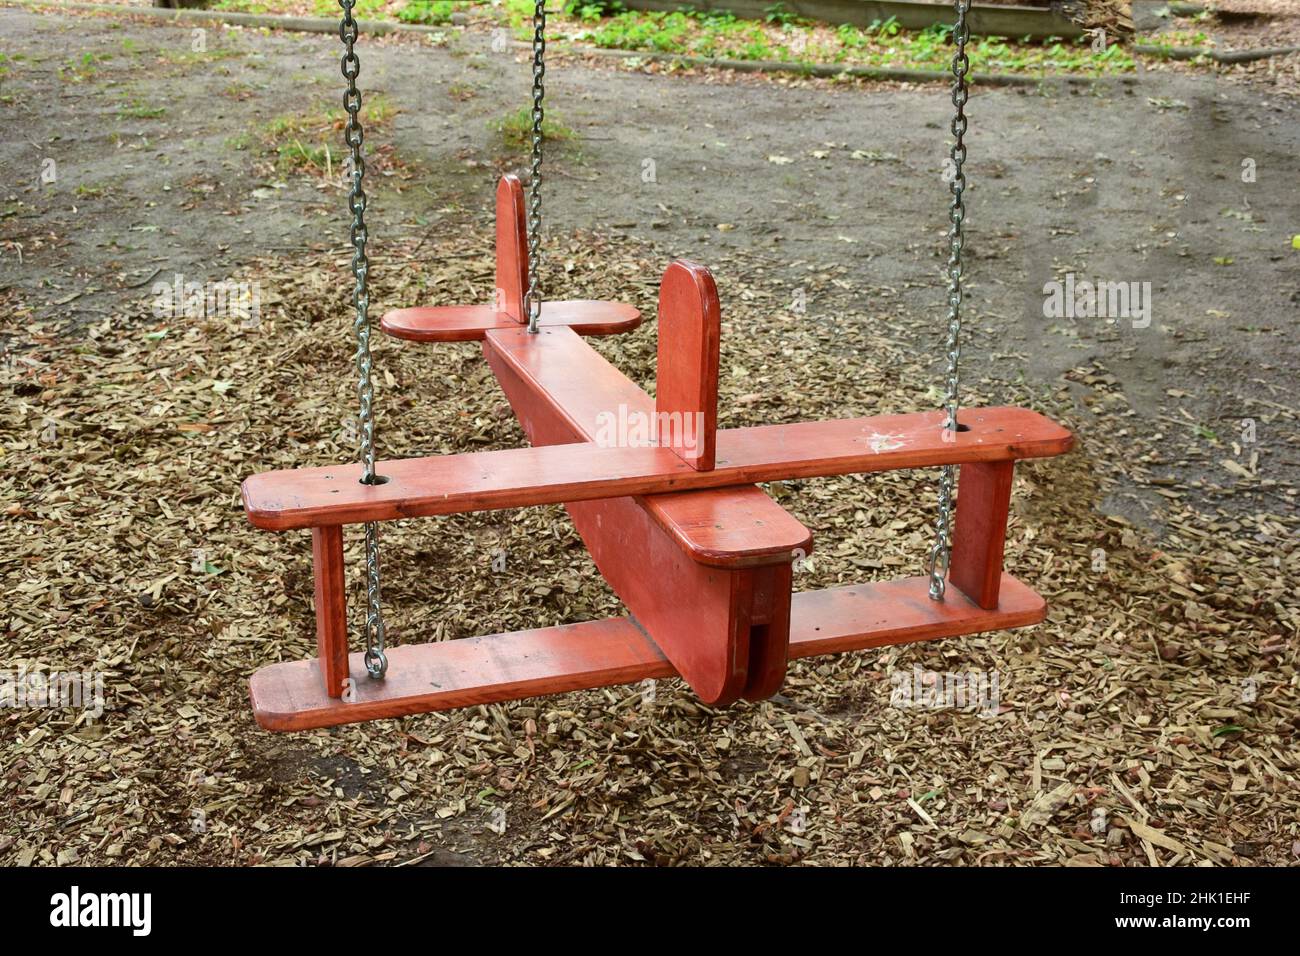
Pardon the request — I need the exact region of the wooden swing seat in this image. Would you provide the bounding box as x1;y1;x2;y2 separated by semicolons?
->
250;574;1044;731
243;175;1074;731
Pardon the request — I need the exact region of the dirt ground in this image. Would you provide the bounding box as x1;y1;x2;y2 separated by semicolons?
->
1;8;1297;866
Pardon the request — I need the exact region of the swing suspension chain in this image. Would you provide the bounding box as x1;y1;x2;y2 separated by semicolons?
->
926;0;972;602
523;0;547;333
339;0;388;678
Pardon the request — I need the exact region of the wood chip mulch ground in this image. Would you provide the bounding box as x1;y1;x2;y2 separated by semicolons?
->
1;218;1296;866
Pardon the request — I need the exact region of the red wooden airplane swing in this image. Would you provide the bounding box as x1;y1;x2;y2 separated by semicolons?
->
240;0;1072;732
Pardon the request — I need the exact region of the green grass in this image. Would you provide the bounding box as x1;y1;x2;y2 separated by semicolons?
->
764;3;799;27
250;95;400;172
580;11;704;54
494;2;1134;75
310;0;390;17
562;0;625;21
118;100;167;119
571;13;1134;74
59;51;111;83
1145;28;1215;48
398;0;473;25
490;106;574;147
1133;28;1216;59
278;139;332;171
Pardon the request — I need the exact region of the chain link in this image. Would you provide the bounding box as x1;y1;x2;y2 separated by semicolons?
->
523;1;547;333
339;0;387;677
926;0;972;602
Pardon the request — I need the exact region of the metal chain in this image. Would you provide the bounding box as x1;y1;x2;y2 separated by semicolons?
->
926;0;972;602
339;0;387;677
523;1;547;333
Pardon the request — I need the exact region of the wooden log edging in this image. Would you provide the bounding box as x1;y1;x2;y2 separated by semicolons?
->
581;45;1135;87
615;0;1085;40
1133;43;1300;64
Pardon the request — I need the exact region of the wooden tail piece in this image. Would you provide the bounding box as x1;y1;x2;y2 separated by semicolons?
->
656;260;720;471
380;174;641;342
494;174;527;322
